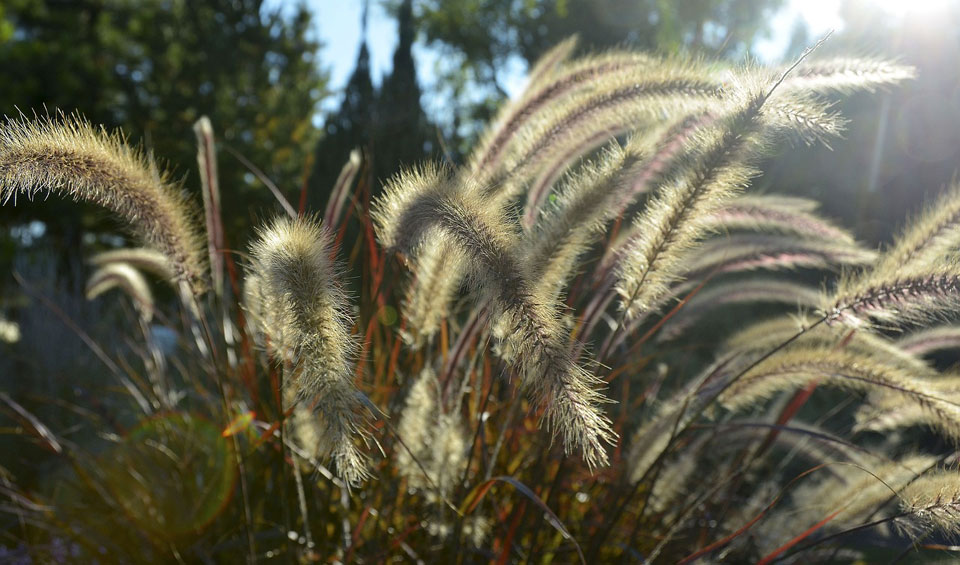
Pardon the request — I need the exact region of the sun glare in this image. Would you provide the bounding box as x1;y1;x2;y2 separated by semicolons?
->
870;0;956;18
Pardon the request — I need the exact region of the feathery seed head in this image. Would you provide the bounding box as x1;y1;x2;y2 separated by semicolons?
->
88;247;176;281
784;56;916;95
615;85;770;318
0;114;206;294
85;263;156;321
248;215;369;486
396;368;467;501
375;163;615;467
897;471;960;537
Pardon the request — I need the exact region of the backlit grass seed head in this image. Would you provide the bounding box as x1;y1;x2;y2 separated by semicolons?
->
783;56;916;95
373;165;468;346
490;66;725;206
469;49;661;184
704;195;856;244
614;64;866;319
524;144;629;301
616;86;770;318
396;369;469;511
0;114;206;294
854;373;960;435
680;234;877;281
88;247;176;281
396;367;439;490
248;215;369;486
828;184;960;329
656;278;822;341
523;35;578;87
85;263;155;321
241;273;265;345
723;347;960;441
375;164;616;468
400;245;463;347
897;471;960;537
770;455;936;543
287;388;324;462
724;314;932;375
876;181;960;273
764;94;846;146
828;271;960;329
898;325;960;356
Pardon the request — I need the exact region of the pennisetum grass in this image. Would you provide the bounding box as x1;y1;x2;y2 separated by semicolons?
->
12;35;960;564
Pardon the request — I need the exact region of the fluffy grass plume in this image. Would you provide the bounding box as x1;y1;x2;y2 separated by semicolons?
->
490;58;723;206
724;313;932;376
704;195;856;243
721;347;960;440
468;47;660;185
770;455;936;543
829;270;960;328
679;234;876;281
656;278;822;340
828;183;960;328
247;215;369;486
395;368;466;502
87;247;175;281
897;470;960;537
374;164;615;468
523;143;631;301
783;56;917;95
615;78;772;317
898;325;960;356
0;114;206;293
879;181;960;271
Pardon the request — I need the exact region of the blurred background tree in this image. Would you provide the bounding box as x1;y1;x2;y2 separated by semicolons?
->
0;0;326;256
309;0;435;207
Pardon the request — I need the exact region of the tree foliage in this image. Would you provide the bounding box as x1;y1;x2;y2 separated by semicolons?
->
0;0;326;244
412;0;785;143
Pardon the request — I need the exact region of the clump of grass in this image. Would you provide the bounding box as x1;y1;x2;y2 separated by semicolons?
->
12;37;960;565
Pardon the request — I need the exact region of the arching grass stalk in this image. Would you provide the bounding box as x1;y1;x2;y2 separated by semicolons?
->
0;113;207;293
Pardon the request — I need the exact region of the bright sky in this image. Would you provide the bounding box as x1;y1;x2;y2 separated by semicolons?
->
308;1;403;109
